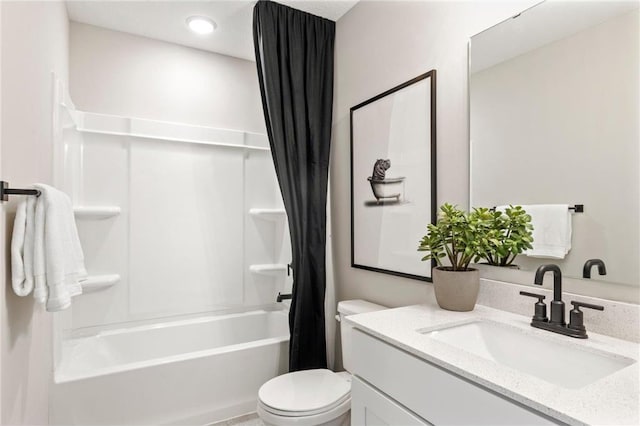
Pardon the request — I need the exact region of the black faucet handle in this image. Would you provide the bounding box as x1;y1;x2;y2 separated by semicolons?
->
571;301;604;311
568;301;604;337
520;291;545;302
519;291;548;322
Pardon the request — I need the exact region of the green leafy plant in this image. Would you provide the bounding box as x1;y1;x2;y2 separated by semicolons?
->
474;205;534;267
417;203;488;271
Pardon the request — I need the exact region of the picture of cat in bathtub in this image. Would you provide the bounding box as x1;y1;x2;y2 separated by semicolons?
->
366;159;406;206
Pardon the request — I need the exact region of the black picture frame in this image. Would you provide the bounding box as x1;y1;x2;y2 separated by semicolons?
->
349;70;437;282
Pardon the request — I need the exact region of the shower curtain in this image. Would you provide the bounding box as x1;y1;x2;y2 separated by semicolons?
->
253;0;335;371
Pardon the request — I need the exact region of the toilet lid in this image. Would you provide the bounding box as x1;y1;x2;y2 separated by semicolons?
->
258;369;351;416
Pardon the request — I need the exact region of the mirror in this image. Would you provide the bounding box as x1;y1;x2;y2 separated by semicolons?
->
469;1;639;290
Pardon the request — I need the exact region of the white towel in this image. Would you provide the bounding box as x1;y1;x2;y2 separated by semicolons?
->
11;184;85;311
11;196;36;296
499;204;572;259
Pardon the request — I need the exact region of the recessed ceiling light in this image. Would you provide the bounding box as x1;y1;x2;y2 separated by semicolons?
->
186;16;216;35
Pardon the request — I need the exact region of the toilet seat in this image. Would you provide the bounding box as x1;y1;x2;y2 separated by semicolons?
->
258;369;351;418
261;393;350;417
257;396;350;426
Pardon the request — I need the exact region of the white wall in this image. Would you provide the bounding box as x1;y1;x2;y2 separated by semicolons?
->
1;5;4;419
1;3;4;419
70;22;265;133
0;1;69;424
471;9;639;286
331;0;538;310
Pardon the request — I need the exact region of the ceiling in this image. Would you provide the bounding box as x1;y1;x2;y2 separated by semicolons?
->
470;0;639;73
66;1;359;61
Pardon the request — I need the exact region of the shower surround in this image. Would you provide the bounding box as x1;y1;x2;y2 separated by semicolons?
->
50;80;291;424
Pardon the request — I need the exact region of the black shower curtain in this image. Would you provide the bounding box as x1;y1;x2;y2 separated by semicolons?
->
253;0;335;371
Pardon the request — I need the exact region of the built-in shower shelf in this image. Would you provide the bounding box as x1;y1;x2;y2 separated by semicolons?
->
74;206;121;219
249;264;287;276
81;274;120;293
249;208;286;220
75;111;271;151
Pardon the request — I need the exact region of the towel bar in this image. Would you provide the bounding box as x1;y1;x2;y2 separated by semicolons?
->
1;181;41;202
490;204;584;213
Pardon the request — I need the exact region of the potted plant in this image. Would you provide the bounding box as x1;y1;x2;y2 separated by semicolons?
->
474;205;534;267
418;203;488;311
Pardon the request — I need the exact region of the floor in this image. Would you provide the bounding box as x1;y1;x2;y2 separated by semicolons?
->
210;413;264;426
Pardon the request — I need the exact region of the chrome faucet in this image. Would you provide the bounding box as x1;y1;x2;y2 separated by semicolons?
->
520;264;604;339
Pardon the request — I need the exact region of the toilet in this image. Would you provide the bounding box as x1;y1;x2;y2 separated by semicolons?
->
257;300;387;426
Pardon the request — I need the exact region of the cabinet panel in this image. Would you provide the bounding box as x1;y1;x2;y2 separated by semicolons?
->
351;377;430;426
352;329;558;425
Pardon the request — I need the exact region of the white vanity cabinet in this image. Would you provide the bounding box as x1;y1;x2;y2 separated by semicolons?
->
351;329;559;426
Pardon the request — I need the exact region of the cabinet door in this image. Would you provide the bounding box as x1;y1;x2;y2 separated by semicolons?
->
351;377;431;426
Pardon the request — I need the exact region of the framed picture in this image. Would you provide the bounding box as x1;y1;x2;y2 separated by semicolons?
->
350;70;437;281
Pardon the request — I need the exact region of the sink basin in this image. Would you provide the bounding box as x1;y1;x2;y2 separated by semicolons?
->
421;320;635;389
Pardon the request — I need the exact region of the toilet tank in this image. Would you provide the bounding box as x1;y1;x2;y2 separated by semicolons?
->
337;300;387;373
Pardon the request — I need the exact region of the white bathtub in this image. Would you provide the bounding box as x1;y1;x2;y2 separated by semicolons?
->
51;308;289;425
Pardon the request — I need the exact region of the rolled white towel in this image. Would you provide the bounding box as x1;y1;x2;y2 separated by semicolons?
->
11;198;32;296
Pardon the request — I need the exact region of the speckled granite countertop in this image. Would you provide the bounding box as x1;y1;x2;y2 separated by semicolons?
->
348;302;640;425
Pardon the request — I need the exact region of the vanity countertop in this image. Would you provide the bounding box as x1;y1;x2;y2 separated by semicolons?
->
348;303;639;426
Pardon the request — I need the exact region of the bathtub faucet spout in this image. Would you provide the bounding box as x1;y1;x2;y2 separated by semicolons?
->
276;292;292;302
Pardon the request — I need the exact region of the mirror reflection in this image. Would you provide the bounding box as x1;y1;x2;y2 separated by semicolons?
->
470;1;639;287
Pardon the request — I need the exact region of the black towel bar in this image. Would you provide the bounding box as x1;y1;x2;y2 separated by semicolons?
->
490;204;584;213
1;181;41;202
